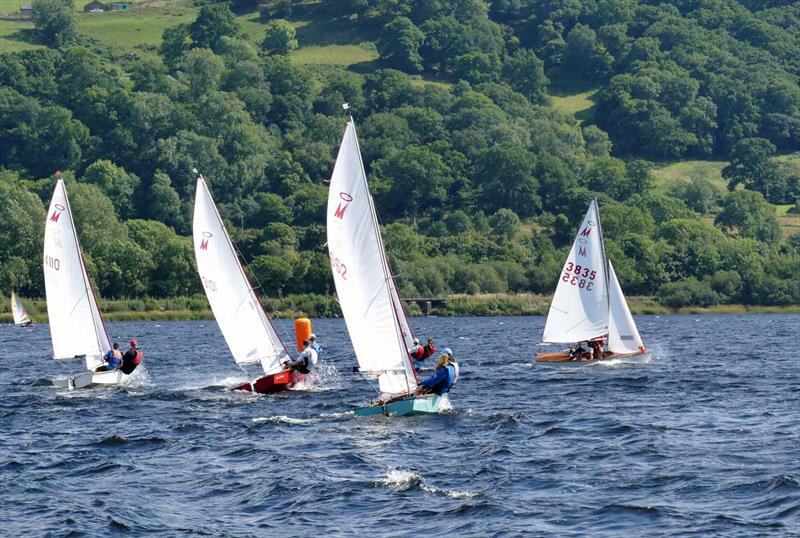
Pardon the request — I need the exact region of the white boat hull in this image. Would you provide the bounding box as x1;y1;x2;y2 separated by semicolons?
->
52;369;130;389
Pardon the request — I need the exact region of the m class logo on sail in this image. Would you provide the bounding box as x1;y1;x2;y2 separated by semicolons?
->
50;203;65;223
577;220;595;257
334;192;353;219
200;231;212;250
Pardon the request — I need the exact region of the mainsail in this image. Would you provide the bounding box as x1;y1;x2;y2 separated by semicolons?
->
607;260;646;354
542;200;609;343
43;179;110;370
11;290;31;325
193;175;290;374
326;120;418;397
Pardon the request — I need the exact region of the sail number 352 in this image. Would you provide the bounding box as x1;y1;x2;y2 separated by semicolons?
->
44;255;60;271
562;262;596;290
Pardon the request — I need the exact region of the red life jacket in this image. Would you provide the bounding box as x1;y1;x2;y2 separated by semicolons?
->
423;344;436;359
131;349;143;365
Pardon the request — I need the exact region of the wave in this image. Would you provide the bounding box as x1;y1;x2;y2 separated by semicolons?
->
375;469;479;499
252;415;319;425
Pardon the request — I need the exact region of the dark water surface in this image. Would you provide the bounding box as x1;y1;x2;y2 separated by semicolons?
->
1;314;798;536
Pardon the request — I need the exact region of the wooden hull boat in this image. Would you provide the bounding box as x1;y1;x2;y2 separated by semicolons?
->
536;350;650;363
355;393;443;417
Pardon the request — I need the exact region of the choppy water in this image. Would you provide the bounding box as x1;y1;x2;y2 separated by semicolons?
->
1;314;798;536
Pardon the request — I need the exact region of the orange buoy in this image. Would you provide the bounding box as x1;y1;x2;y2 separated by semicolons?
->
294;318;312;351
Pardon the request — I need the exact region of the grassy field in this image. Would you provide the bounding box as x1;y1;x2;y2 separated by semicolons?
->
650;160;728;193
549;88;598;124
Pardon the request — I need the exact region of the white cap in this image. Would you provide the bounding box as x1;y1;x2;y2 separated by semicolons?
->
413;338;420;344
309;333;316;340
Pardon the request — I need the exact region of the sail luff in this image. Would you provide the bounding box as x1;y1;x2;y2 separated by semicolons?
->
193;177;290;373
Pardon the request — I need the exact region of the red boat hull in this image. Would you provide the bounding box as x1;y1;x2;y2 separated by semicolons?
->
234;370;294;394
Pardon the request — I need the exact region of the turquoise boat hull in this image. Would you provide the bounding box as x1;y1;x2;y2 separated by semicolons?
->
355;395;442;417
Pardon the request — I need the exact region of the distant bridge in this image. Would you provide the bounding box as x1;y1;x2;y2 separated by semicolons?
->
404;297;448;315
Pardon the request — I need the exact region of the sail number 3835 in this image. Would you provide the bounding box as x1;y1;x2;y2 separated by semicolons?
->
562;262;596;290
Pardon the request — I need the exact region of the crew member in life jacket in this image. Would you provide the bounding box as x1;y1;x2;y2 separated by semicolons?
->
97;342;123;371
120;339;143;375
409;337;436;370
283;339;318;375
417;348;458;396
308;333;321;358
588;336;606;360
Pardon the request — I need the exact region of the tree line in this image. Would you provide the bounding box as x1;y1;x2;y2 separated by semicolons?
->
0;0;798;308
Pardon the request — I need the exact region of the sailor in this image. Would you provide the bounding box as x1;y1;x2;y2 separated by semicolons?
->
409;338;424;369
283;339;318;374
308;333;322;357
418;349;458;396
97;342;123;371
569;342;587;361
588;336;605;360
423;337;436;360
120;339;143;375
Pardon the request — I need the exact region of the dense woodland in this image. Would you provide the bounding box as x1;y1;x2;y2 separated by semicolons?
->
1;0;799;309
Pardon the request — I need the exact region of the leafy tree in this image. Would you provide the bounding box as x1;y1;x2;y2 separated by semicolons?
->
83;160;141;215
250;255;294;296
262;19;298;55
0;176;45;295
32;0;75;47
190;4;240;52
177;48;224;98
488;208;521;241
160;24;191;69
378;17;424;72
722;138;791;203
473;143;540;217
501;48;548;104
715;190;780;245
147;172;184;231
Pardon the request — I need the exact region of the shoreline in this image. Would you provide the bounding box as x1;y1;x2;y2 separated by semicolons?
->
2;294;798;323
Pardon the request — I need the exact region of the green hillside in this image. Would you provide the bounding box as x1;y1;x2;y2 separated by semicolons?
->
1;0;799;311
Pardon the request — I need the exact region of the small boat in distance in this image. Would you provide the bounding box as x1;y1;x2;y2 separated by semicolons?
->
536;200;648;363
327;117;447;416
192;173;299;394
43;178;134;389
10;290;34;327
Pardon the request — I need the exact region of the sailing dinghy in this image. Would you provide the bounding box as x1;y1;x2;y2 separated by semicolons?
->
193;174;300;394
11;290;34;327
44;179;131;389
535;200;648;363
327;119;446;416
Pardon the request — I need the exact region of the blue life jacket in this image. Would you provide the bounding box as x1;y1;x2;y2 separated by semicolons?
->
105;350;122;368
310;342;322;357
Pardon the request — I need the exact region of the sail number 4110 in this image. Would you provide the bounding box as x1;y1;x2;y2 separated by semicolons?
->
562;262;596;290
44;255;60;270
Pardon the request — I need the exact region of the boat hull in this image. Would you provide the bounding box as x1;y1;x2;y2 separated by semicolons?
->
52;369;130;389
535;351;650;363
355;394;442;417
233;370;294;394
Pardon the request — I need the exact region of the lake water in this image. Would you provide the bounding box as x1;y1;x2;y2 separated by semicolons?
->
0;314;798;536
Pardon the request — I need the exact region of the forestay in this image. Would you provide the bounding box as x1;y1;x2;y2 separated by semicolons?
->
607;261;646;354
11;291;31;325
542;200;609;343
193;176;289;373
43;179;110;370
326;121;418;397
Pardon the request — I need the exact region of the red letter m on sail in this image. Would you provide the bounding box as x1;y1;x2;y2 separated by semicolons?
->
50;211;61;223
579;227;592;237
334;202;348;219
200;238;209;250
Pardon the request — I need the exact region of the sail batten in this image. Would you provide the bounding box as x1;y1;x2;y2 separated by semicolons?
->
43;179;110;369
327;121;417;396
542;200;609;343
193;177;289;372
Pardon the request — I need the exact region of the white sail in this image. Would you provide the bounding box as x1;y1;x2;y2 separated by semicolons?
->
542;200;609;343
11;290;31;325
43;179;110;370
326;121;418;397
193;176;290;373
607;260;646;354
